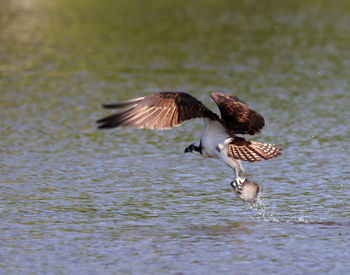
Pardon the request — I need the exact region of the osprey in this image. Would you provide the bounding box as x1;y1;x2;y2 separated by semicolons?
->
96;92;282;189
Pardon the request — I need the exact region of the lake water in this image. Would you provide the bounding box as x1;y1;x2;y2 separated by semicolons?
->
1;0;350;273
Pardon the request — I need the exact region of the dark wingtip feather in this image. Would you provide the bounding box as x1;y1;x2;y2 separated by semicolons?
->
96;120;118;129
101;97;145;109
96;120;109;129
97;124;113;129
96;113;121;129
102;103;127;109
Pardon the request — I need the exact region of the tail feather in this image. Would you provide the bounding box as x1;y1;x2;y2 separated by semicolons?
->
228;137;282;162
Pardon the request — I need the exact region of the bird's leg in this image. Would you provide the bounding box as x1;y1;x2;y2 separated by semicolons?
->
231;161;246;190
218;147;246;190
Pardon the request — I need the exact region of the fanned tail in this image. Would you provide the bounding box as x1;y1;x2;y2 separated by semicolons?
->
228;137;282;162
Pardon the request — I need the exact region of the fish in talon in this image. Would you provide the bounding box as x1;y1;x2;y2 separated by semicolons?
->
231;179;262;203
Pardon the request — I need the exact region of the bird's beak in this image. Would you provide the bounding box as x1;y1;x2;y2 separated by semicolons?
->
184;147;190;153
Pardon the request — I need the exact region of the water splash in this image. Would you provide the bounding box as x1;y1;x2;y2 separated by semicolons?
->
246;194;350;226
247;193;281;222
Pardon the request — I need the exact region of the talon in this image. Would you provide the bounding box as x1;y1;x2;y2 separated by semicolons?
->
234;177;246;190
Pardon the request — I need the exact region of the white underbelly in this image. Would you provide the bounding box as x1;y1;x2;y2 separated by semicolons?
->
201;119;230;158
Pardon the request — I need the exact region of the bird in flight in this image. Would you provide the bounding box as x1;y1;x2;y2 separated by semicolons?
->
96;92;282;189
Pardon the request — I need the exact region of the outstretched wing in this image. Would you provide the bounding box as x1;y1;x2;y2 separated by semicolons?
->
228;137;282;162
96;92;219;130
211;92;265;135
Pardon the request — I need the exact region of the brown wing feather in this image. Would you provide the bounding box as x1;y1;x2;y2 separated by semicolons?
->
211;92;265;135
96;92;219;130
228;137;282;162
